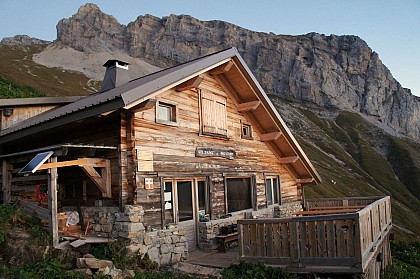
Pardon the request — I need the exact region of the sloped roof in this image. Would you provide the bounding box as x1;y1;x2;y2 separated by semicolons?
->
0;47;321;183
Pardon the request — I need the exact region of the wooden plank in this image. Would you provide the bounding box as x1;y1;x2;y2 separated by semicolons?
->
295;208;360;216
317;220;326;257
48;156;59;247
209;61;234;75
296;178;314;183
257;223;265;257
280;222;290;257
336;219;346;257
266;223;273;257
278;156;299;164
242;224;251;257
38;158;107;170
176;75;204;91
250;223;258;257
326;220;336;257
260;132;282;141
2;160;12;203
237;100;261;112
300;221;308;257
19;200;49;220
308;221;317;257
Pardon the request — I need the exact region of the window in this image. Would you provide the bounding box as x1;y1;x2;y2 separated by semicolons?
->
197;180;210;219
157;101;177;124
226;177;252;213
241;123;252;138
201;90;227;137
266;177;280;206
163;181;174;224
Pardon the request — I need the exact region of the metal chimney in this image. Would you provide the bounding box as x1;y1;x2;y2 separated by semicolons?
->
100;60;130;92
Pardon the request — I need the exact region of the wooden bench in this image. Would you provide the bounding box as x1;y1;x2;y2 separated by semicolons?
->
294;208;360;216
216;232;238;253
308;205;365;211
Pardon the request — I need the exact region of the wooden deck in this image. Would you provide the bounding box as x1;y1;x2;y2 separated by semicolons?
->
186;247;240;268
237;196;392;277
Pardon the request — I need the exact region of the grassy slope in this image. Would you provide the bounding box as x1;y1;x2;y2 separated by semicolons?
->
281;102;420;241
0;45;99;97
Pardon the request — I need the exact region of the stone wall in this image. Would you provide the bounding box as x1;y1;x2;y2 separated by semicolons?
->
62;205;188;266
276;202;303;217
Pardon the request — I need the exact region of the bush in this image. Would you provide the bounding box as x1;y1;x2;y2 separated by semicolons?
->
221;261;297;279
0;76;46;98
384;242;420;279
0;258;86;279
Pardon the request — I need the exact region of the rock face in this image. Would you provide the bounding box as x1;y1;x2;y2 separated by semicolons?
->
1;35;50;45
56;3;419;140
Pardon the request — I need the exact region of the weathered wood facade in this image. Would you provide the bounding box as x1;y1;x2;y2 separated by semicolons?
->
1;48;322;256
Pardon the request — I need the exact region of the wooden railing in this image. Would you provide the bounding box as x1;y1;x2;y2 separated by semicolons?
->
237;196;392;274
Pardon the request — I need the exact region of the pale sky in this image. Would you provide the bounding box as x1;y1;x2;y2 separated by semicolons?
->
0;0;419;97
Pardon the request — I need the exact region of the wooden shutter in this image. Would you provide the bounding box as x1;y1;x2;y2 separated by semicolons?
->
201;91;227;136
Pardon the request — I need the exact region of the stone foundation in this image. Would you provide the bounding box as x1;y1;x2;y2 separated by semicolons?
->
60;202;302;263
61;205;187;266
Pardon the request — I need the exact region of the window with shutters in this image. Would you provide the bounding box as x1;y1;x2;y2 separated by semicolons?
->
200;90;227;137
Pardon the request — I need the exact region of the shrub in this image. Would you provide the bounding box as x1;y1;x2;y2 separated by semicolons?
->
221;261;297;279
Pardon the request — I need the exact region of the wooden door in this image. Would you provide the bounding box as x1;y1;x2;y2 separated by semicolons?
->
176;180;197;251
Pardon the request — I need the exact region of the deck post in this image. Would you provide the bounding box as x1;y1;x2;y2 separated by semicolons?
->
48;156;59;247
290;220;301;267
2;160;12;203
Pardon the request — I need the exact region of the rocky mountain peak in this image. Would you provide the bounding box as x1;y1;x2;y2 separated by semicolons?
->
0;35;50;46
56;3;125;53
53;8;420;140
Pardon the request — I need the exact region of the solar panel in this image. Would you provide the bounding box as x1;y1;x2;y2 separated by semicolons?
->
18;151;54;175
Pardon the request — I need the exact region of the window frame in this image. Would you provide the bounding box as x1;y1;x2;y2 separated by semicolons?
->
156;100;178;126
265;176;281;207
224;176;255;214
241;122;253;139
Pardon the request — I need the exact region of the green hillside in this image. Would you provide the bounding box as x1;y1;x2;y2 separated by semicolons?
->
271;96;420;241
0;45;98;97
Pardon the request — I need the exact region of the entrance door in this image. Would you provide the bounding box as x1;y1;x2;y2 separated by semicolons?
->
176;181;197;251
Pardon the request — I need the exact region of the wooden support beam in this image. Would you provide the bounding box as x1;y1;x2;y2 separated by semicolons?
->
130;99;157;113
237;100;261;112
296;178;315;184
81;164;112;198
175;75;204;91
102;159;112;198
48;156;59;247
260;132;282;141
2;160;12;203
38;158;107;170
38;157;112;198
278;156;299;164
209;61;234;75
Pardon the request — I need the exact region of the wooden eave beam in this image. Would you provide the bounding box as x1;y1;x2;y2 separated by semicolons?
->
296;178;314;184
260;132;283;141
175;75;204;91
130;99;157;113
237;100;261;112
209;60;234;75
278;156;299;164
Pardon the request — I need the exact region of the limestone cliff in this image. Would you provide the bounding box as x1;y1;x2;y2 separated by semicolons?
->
55;3;419;140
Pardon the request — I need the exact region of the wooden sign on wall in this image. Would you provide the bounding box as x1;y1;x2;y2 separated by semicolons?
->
195;147;236;160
